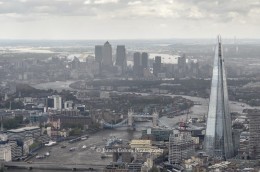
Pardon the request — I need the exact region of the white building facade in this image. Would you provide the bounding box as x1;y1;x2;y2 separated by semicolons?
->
0;144;12;162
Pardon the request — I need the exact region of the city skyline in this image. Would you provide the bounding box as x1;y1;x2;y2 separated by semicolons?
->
0;0;260;39
1;0;260;170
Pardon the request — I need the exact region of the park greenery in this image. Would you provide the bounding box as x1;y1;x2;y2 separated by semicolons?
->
3;116;23;130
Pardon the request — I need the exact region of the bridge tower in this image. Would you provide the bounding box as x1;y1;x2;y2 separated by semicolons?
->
0;116;3;132
99;120;104;129
152;110;159;127
128;109;133;127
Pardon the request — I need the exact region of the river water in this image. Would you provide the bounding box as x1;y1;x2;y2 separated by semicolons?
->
12;81;258;172
31;81;75;92
7;99;258;172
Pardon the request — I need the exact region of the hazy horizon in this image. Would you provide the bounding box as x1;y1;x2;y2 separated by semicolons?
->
1;38;260;47
1;37;260;41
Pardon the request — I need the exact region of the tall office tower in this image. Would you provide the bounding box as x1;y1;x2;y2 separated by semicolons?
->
95;45;103;63
204;36;234;159
189;60;199;77
169;130;194;164
71;57;80;70
155;56;161;64
177;54;187;78
248;109;260;159
133;52;141;67
0;116;3;132
102;41;113;67
116;45;126;73
178;54;186;67
141;52;148;69
95;45;103;75
133;52;142;76
153;56;161;76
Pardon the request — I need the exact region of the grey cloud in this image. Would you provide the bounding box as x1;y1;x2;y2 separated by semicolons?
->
0;0;100;16
0;0;259;23
176;0;260;22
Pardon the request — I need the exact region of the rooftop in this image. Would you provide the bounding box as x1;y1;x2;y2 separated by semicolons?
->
130;140;151;145
8;126;40;133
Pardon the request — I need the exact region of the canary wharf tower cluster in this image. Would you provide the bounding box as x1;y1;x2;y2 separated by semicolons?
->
204;36;234;159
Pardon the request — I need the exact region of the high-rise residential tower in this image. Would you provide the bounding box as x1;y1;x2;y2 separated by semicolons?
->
204;36;234;159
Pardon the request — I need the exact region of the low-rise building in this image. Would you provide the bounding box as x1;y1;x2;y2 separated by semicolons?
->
48;115;92;129
9;140;23;159
0;133;8;142
0;144;12;162
64;101;74;110
183;155;208;172
130;139;162;154
141;128;173;141
23;138;34;155
7;126;41;141
59;129;69;138
128;162;142;172
130;140;152;149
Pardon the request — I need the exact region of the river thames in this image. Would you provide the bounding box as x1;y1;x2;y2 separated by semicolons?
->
9;81;258;172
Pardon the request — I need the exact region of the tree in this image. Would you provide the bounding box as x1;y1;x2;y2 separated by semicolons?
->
0;163;5;172
3;116;24;130
149;166;159;172
4;101;24;110
69;128;82;136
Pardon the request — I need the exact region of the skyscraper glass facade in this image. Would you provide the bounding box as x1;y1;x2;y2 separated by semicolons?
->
204;36;234;159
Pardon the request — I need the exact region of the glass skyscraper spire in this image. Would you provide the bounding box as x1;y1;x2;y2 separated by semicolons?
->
204;36;234;159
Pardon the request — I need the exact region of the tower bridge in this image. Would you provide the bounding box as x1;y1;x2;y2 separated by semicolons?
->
100;109;168;129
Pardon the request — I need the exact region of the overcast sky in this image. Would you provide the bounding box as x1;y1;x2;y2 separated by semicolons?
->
0;0;260;39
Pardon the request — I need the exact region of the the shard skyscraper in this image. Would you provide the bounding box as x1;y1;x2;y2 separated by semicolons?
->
204;36;234;159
